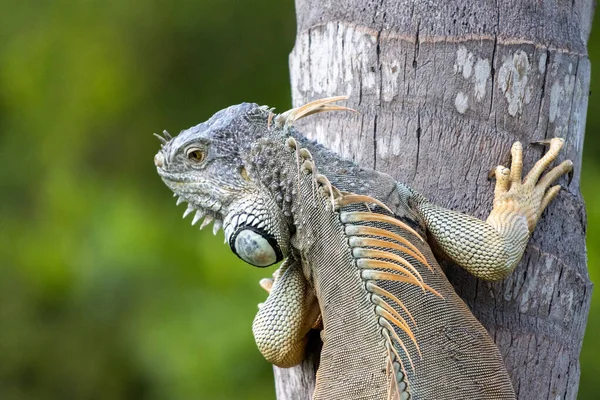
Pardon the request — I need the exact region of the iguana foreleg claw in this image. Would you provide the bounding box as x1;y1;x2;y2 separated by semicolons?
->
259;277;274;294
257;267;281;309
489;138;573;233
414;138;572;280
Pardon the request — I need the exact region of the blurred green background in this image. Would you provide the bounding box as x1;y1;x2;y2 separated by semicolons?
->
0;1;597;399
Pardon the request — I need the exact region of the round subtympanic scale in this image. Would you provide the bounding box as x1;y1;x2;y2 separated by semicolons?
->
234;229;277;267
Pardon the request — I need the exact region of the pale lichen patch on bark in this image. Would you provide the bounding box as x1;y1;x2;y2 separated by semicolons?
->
498;50;532;116
391;134;402;157
453;46;491;103
381;59;400;102
538;52;547;74
549;80;563;123
474;58;491;101
314;122;332;152
455;92;469;114
454;45;474;79
289;22;379;104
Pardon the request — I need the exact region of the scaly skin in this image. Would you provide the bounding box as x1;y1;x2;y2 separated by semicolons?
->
155;97;572;400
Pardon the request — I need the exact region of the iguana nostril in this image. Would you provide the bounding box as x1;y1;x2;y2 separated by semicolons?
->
154;152;164;167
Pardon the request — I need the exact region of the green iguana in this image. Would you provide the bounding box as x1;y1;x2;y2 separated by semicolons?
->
154;96;572;400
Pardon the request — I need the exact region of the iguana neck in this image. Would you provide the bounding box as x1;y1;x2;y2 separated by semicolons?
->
288;131;426;233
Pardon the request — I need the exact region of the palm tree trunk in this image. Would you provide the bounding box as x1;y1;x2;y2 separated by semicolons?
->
275;1;594;398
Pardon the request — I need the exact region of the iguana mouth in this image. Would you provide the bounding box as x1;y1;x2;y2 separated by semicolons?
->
159;180;225;235
173;195;224;235
156;163;226;235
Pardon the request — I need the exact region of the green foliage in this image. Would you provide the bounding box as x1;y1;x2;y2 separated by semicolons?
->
0;1;294;399
0;1;597;399
579;20;600;394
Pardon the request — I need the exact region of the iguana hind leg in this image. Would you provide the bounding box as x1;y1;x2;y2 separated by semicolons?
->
252;258;320;367
412;138;572;280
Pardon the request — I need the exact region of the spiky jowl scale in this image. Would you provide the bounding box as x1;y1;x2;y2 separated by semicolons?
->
155;97;571;400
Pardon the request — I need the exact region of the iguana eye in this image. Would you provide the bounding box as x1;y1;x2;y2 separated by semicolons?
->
186;147;206;163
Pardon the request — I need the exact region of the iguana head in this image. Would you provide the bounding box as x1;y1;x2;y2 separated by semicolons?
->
154;96;353;267
154;102;290;267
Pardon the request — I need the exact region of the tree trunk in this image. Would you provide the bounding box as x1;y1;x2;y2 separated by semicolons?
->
275;1;594;399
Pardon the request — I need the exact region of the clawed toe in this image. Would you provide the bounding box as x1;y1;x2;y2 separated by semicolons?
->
530;137;564;147
260;278;274;293
523;138;567;186
537;159;573;190
509;141;524;183
492;166;511;198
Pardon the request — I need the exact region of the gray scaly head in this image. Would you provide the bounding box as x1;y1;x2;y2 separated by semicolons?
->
154;97;353;268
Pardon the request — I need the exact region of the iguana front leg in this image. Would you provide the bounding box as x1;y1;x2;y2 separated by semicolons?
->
412;138;572;281
252;258;320;367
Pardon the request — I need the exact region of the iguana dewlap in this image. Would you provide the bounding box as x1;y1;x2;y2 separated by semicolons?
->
154;97;572;400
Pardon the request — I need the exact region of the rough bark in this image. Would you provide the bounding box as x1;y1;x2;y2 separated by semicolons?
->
274;0;594;399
